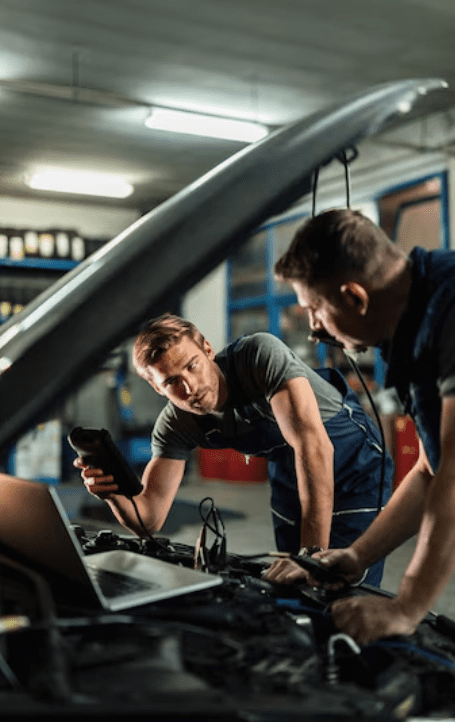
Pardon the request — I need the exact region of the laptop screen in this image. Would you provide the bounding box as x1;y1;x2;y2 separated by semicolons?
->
0;474;223;611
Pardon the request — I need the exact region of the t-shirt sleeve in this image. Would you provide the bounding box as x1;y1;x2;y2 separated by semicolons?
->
437;302;455;397
234;332;312;401
151;404;202;460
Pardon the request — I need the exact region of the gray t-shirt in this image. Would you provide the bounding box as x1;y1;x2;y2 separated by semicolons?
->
151;332;343;460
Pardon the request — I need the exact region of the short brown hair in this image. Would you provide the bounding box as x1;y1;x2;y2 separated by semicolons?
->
275;208;392;286
133;313;205;379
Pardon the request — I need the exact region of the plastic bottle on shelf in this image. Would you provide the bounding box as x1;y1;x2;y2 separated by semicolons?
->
0;233;8;258
24;231;39;257
70;235;85;262
38;232;55;258
9;234;25;260
55;231;70;258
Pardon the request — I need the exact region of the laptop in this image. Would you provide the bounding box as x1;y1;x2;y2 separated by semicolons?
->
0;474;223;611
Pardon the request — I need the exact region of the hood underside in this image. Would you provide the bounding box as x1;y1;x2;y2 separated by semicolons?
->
0;78;447;450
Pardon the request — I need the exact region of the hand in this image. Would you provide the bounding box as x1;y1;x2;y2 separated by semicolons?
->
263;558;312;585
312;547;366;586
73;456;118;498
330;595;418;645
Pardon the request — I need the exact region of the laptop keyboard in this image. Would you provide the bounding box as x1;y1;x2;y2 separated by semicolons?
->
87;565;158;599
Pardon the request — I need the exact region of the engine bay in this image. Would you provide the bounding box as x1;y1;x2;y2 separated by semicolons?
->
2;518;455;721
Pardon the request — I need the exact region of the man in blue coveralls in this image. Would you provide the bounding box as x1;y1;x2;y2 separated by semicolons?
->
267;207;455;644
76;312;393;586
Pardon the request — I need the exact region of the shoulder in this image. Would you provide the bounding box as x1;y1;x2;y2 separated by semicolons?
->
232;333;297;372
229;333;312;400
231;333;313;375
234;332;292;357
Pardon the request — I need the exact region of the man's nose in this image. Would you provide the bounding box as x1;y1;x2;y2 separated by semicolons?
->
307;309;323;331
182;377;195;396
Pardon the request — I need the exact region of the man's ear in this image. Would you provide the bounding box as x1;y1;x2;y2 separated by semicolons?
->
340;282;369;315
203;339;215;359
145;370;165;396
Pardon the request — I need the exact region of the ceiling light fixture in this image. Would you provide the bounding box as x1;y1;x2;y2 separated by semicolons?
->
144;107;269;142
27;169;134;198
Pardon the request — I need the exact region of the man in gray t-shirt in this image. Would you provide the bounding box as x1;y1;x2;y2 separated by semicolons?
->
76;313;393;587
152;332;342;459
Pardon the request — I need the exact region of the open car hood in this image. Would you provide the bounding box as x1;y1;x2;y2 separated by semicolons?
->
0;78;447;450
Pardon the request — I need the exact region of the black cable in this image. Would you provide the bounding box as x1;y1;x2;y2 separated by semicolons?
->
336;147;358;209
343;352;386;517
337;146;387;514
328;146;386;516
197;497;227;568
129;495;153;540
198;497;226;538
129;496;172;552
344;154;351;208
312;147;358;217
309;333;387;519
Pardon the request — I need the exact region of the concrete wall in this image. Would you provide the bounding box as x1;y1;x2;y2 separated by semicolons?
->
182;262;227;352
0;196;139;237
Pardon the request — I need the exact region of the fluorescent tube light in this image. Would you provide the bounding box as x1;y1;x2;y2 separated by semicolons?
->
27;169;134;198
144;107;269;142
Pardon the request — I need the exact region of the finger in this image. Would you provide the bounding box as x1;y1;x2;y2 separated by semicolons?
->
84;474;115;487
264;562;308;584
263;564;285;581
81;469;113;483
84;478;119;496
265;558;293;575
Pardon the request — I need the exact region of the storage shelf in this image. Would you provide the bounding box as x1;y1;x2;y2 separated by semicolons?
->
0;257;78;270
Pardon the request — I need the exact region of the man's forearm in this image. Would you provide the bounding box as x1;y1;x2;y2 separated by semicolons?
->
295;447;334;549
101;456;185;538
104;492;156;537
350;462;428;569
395;468;455;623
299;501;333;548
270;377;335;550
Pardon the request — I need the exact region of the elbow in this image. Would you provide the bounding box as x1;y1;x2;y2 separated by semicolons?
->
138;514;161;537
140;507;167;536
151;516;165;534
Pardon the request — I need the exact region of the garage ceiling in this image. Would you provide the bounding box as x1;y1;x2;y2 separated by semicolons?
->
0;0;454;212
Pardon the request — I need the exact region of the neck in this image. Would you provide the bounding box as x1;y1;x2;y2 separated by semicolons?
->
369;256;413;342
